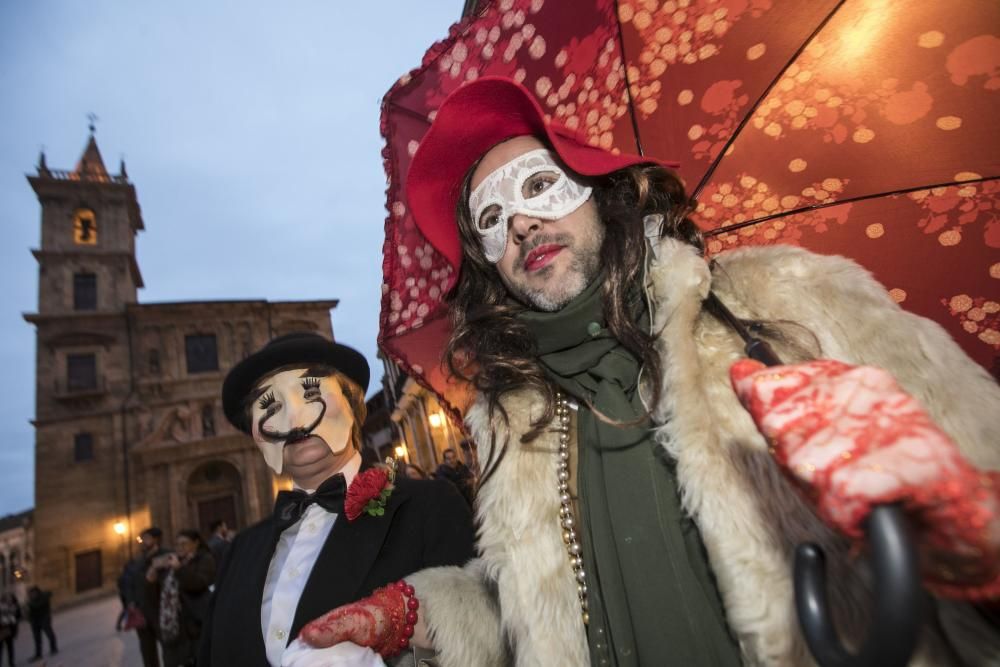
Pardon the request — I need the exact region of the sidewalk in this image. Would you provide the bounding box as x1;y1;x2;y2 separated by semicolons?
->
12;594;143;667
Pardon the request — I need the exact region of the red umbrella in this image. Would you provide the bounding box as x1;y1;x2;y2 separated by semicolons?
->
378;2;999;663
379;0;1000;419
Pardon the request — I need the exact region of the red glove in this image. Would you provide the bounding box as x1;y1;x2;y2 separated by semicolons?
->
730;358;1000;600
299;580;419;657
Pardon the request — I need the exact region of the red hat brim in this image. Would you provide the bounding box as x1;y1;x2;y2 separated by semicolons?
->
405;76;679;272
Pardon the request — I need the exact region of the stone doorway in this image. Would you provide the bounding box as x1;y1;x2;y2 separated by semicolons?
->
197;495;236;537
187;460;244;537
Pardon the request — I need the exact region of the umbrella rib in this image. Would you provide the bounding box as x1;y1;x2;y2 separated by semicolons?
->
614;0;645;157
691;0;848;200
703;175;999;237
384;100;434;126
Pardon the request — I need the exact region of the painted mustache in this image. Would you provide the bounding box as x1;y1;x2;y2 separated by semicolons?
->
258;399;327;444
515;232;573;271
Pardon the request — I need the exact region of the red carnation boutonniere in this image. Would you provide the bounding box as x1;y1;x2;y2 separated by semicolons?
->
345;461;396;521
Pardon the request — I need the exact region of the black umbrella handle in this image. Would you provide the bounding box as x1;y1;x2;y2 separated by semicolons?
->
747;334;926;666
749;332;926;666
745;337;783;367
795;506;925;667
704;293;926;666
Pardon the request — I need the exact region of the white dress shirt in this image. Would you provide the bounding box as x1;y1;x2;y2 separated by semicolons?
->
261;454;369;667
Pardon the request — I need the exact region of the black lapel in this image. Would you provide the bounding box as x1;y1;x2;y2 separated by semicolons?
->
288;485;410;639
217;518;282;663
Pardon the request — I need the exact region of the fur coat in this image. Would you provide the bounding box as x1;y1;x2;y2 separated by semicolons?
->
408;238;1000;666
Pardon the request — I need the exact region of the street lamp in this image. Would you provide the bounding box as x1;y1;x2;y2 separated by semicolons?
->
113;521;128;569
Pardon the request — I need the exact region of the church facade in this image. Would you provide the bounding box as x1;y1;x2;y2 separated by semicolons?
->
25;135;338;606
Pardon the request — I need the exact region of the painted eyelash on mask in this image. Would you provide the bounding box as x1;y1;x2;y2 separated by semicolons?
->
301;378;321;391
258;391;276;410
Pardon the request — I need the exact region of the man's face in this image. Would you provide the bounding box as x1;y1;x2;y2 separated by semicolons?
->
469;135;604;312
139;532;158;554
175;535;196;559
249;367;355;480
444;450;457;467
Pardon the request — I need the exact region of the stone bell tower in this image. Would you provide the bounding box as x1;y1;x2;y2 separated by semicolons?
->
24;129;144;604
31;131;144;315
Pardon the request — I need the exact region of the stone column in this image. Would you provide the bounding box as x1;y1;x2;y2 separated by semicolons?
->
243;450;263;523
167;462;183;540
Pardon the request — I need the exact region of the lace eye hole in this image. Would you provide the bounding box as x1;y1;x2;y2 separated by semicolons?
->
477;205;503;230
522;170;559;199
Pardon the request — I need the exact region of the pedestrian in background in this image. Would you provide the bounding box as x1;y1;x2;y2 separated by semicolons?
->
0;592;20;667
156;530;215;667
26;586;57;663
433;448;475;506
403;463;429;480
206;520;231;568
134;527;168;667
115;558;134;632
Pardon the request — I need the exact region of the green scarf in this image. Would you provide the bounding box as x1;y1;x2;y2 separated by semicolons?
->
518;275;742;667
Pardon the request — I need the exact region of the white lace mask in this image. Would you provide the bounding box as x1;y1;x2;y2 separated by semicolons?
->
468;148;593;263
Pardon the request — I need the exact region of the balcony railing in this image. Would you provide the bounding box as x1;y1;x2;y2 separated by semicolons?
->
52;376;108;399
40;169;129;184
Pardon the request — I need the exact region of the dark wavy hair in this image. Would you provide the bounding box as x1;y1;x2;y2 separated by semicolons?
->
177;529;210;555
445;159;703;484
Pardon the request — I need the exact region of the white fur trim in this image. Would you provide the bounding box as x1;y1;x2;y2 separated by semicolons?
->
467;393;590;666
408;561;507;667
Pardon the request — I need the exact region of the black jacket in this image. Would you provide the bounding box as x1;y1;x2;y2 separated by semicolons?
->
175;548;216;640
434;462;475;506
26;591;52;626
198;475;474;666
136;547;170;634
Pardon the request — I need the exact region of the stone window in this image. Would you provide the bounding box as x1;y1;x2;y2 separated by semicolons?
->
74;549;102;593
185;334;219;374
148;348;161;375
73;272;97;310
74;432;94;462
201;404;216;437
67;353;97;391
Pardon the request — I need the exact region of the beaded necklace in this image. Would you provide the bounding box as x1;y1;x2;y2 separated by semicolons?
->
555;392;588;624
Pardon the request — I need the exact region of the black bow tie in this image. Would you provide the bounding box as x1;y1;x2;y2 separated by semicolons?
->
273;473;346;532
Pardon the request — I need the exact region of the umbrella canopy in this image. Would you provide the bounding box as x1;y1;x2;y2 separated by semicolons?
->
379;0;1000;417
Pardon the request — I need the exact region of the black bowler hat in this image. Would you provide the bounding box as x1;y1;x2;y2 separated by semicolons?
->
222;332;369;432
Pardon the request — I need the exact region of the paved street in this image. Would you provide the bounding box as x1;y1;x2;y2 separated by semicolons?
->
11;594;144;667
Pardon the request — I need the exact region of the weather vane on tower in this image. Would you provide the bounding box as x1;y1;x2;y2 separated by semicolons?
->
87;112;99;134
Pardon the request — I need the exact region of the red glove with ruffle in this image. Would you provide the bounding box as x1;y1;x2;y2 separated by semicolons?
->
299;580;419;657
730;358;1000;600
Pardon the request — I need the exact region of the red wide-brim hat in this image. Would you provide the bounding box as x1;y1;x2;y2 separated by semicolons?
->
405;76;679;273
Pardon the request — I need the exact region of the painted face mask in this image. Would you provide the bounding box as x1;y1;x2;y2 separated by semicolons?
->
468;148;593;263
249;368;354;475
